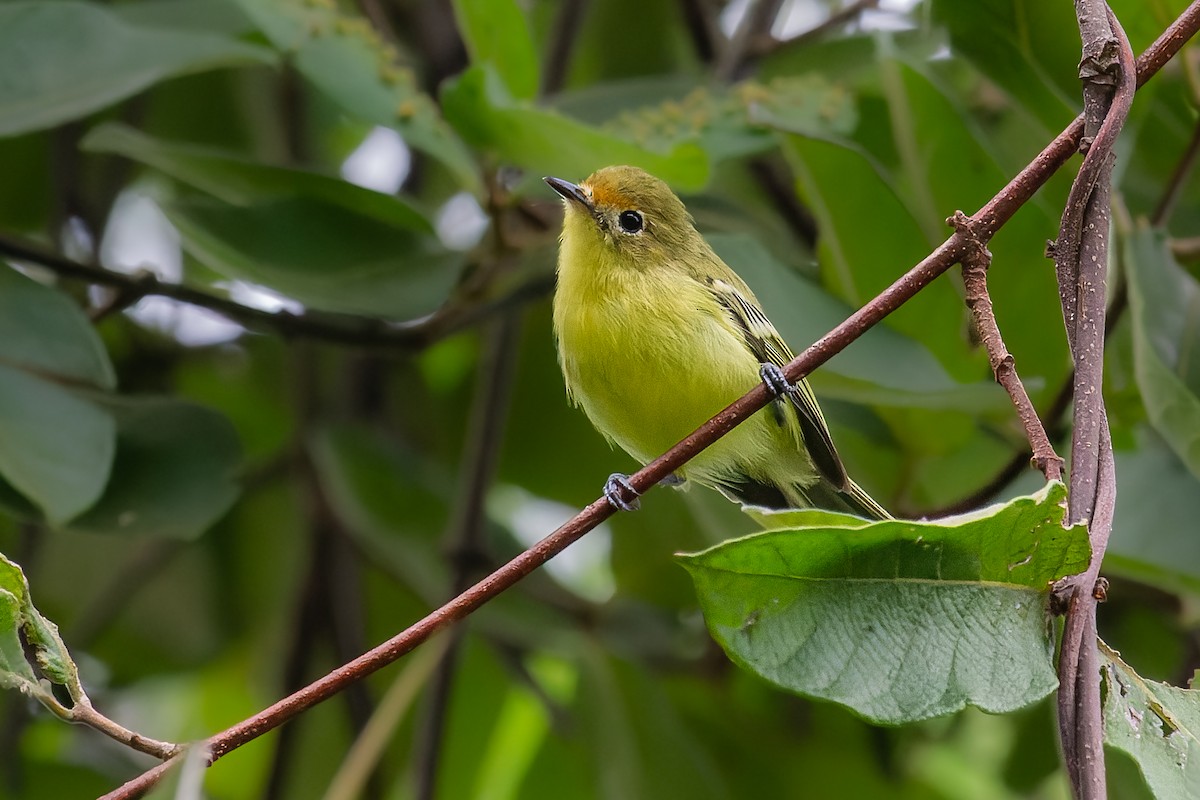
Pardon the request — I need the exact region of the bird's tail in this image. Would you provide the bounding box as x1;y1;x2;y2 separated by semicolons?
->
715;475;891;520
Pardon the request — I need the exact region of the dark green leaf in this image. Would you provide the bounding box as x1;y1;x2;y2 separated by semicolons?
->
442;67;709;191
0;365;115;524
81;123;432;232
0;1;273;137
230;0;480;190
1126;228;1200;476
680;483;1088;724
164;197;463;317
0;265;115;389
1100;641;1200;799
65;396;241;540
930;0;1079;130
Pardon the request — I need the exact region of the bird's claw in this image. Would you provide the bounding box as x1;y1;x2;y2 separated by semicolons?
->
659;473;685;487
604;473;641;511
759;363;793;398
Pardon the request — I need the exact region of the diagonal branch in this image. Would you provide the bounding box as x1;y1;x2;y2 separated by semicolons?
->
97;4;1200;797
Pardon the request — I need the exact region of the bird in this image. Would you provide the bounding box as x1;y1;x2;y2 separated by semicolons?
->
545;165;889;519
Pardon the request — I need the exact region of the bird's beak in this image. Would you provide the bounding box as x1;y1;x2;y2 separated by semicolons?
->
544;176;592;210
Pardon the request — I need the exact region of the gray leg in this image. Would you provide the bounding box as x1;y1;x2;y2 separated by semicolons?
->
604;473;641;512
659;474;685;487
759;363;793;397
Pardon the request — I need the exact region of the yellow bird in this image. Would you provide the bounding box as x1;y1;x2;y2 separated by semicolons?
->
546;165;889;519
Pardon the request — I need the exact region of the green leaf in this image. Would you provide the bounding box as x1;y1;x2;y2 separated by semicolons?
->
230;0;480;191
0;364;115;524
64;396;241;540
605;76;856;163
781;135;979;381
81;123;432;233
442;67;709;191
164;196;463;318
0;1;273;137
679;482;1088;724
1106;427;1200;597
930;0;1079;130
0;552;78;705
1100;640;1200;799
0;265;115;390
1126;228;1200;477
452;0;539;100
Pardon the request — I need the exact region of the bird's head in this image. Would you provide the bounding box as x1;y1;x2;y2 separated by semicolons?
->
544;166;698;267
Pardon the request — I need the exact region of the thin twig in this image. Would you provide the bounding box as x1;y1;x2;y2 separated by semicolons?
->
69;703;182;761
0;234;553;351
97;6;1200;797
952;212;1064;482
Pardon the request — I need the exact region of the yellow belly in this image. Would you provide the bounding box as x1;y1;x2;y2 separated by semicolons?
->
553;264;809;489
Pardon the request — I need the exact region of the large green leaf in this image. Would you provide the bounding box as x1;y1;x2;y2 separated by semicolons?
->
230;0;479;190
0;553;78;705
1126;228;1200;477
930;0;1078;130
442;67;709;191
680;482;1088;724
81;123;432;232
0;1;273;137
0;365;115;524
451;0;539;100
64;396;241;540
164;196;463;318
781;135;979;382
604;76;857;163
0;265;114;390
1100;641;1200;799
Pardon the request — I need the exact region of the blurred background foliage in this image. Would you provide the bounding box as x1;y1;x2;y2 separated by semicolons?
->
0;0;1198;797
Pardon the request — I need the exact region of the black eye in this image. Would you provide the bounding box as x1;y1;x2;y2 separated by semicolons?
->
617;210;644;233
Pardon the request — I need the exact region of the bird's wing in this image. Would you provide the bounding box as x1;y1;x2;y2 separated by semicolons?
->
708;278;849;490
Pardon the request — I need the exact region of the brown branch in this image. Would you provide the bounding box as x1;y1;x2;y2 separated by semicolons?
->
953;212;1064;482
1053;4;1135;799
0;234;552;351
98;5;1200;797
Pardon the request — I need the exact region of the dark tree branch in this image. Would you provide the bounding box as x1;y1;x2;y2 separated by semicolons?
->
715;0;785;81
0;234;553;351
752;0;880;56
1053;5;1135;799
413;313;521;800
540;0;588;96
953;212;1064;482
98;5;1200;796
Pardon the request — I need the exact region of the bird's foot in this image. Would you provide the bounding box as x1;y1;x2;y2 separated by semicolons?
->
759;363;794;398
659;473;685;488
604;473;641;512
